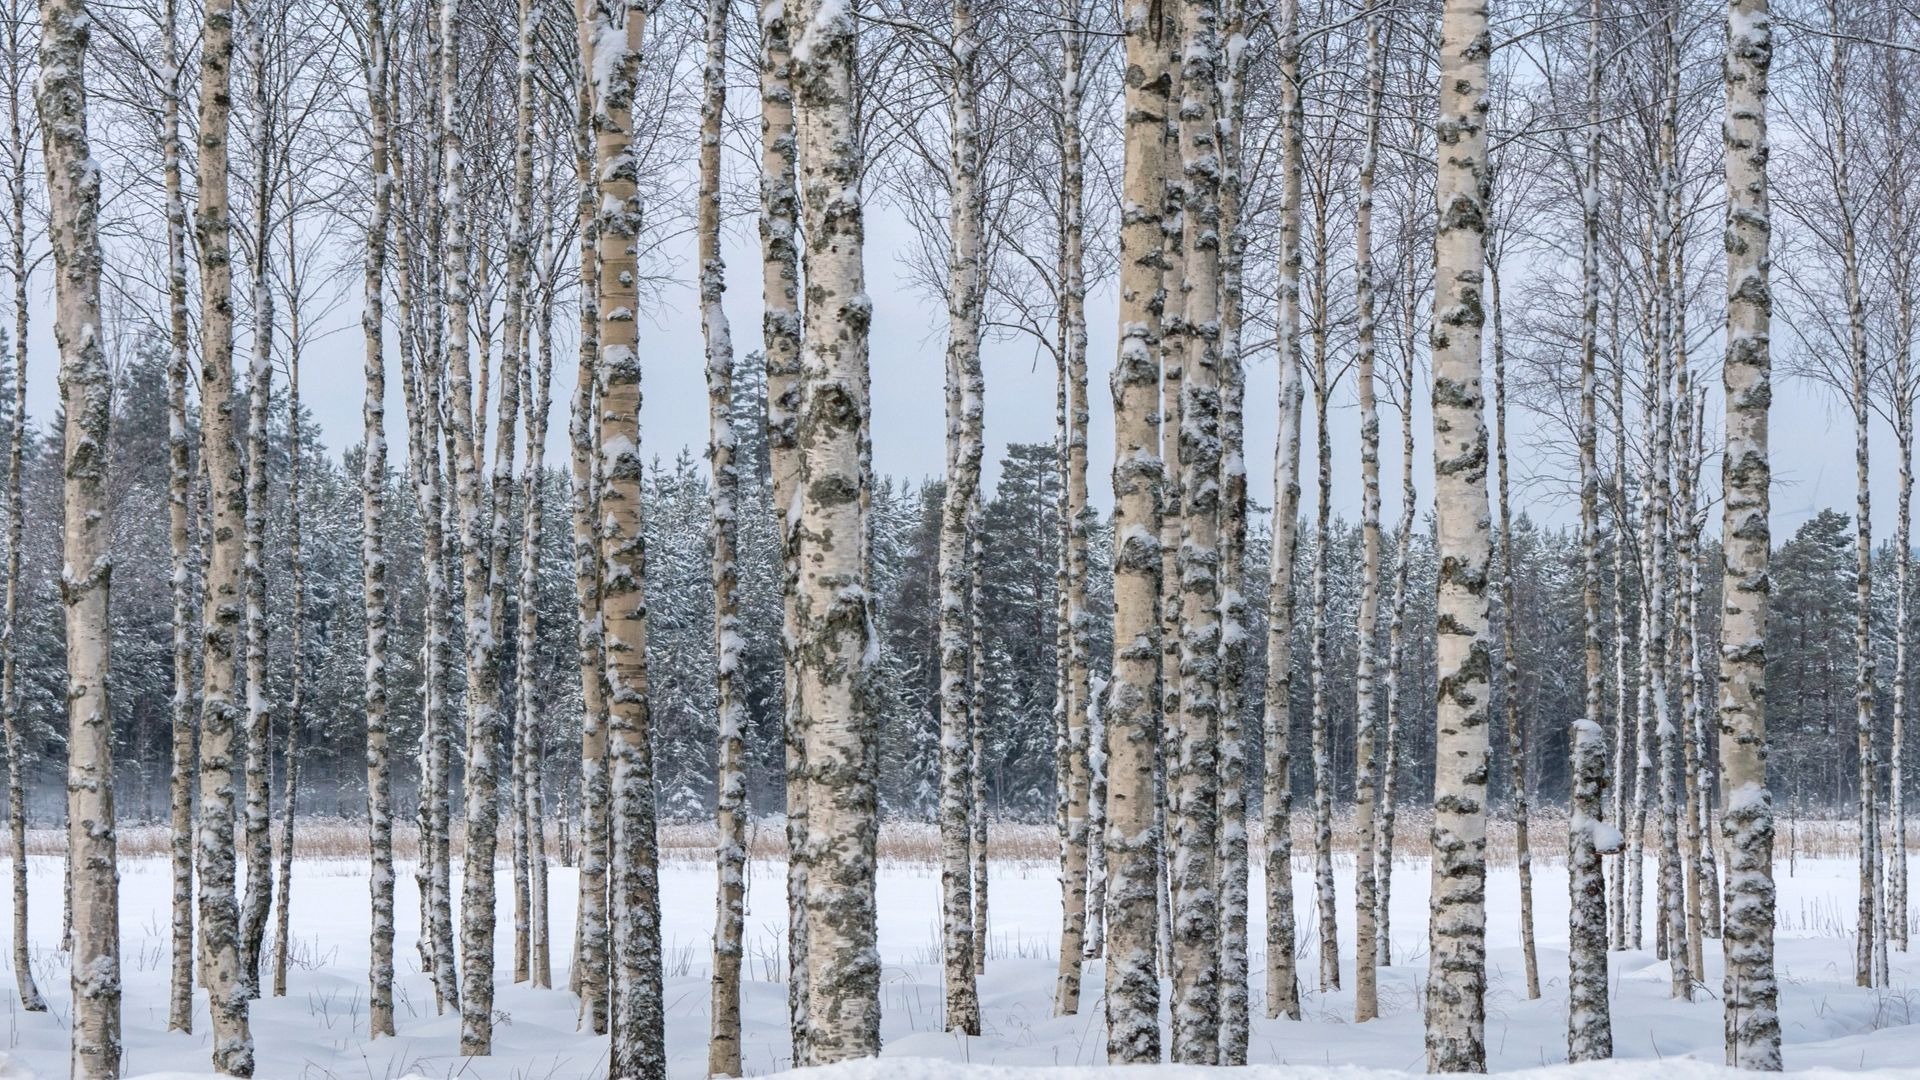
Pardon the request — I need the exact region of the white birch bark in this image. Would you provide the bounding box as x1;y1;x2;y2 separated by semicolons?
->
1425;0;1493;1066
37;3;117;1068
271;301;306;998
1261;0;1303;1021
357;0;394;1026
1720;0;1780;1064
791;0;878;1055
192;0;255;1060
699;0;744;1060
1106;0;1173;1052
1351;3;1383;1022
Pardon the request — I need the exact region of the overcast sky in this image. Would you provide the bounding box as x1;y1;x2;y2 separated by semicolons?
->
13;200;1894;546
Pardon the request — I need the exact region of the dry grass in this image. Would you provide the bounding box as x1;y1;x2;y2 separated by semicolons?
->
23;807;1889;865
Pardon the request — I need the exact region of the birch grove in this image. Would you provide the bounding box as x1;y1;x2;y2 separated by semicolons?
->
8;0;1920;1072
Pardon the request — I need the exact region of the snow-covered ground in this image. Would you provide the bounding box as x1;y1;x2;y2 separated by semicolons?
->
0;846;1914;1078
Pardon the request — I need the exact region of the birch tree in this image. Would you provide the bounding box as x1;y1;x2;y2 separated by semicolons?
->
1261;0;1304;1022
701;0;747;1060
38;0;117;1064
1425;0;1493;1067
1351;1;1384;1023
791;0;880;1055
0;0;36;1013
1719;0;1780;1065
194;0;257;1059
1105;0;1172;1052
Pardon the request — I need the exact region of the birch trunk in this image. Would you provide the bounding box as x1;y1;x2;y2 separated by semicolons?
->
1170;0;1223;1056
160;0;194;1018
790;0;879;1056
937;0;985;1028
569;0;609;1032
1051;0;1094;1016
968;507;989;974
589;0;665;1073
699;0;745;1060
1306;185;1336;997
271;307;305;999
193;0;255;1059
1106;0;1173;1053
1488;226;1539;1001
1351;4;1383;1021
0;0;39;1012
1567;2;1612;1056
1425;0;1493;1066
1214;1;1250;1054
1720;0;1780;1064
1262;0;1304;1021
521;289;555;991
358;0;394;1026
1377;229;1419;967
37;2;118;1066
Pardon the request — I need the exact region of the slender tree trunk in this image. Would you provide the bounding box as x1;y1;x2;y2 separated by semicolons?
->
1106;0;1173;1054
589;0;665;1072
789;0;878;1057
700;0;745;1061
1263;0;1304;1022
0;0;35;1018
38;0;117;1064
1169;0;1223;1056
968;509;989;974
1567;3;1613;1056
358;0;394;1028
523;285;555;991
1425;0;1493;1066
193;0;255;1060
1719;0;1779;1065
1307;189;1337;998
160;0;195;1018
1609;309;1633;952
569;0;609;1032
1214;1;1250;1054
1051;0;1093;1017
1377;228;1418;969
1351;6;1384;1022
238;4;277;988
1488;227;1539;1002
937;0;985;1027
270;259;306;998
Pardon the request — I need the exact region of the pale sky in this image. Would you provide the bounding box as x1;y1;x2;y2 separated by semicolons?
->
12;199;1893;545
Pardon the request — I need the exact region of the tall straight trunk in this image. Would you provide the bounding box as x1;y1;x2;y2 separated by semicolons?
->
700;0;744;1061
1720;0;1779;1065
1675;234;1709;978
1051;0;1093;1017
1488;230;1538;1001
358;0;394;1028
443;0;515;1044
1084;678;1108;959
1893;256;1915;958
1350;4;1383;1024
499;0;538;991
1169;0;1223;1057
1426;0;1493;1067
753;0;807;1050
1822;8;1879;990
159;0;193;1019
1609;305;1633;951
0;0;39;1014
1262;0;1303;1022
1307;187;1337;997
589;0;665;1072
238;1;276;992
968;509;989;973
271;304;305;998
937;0;985;1027
521;279;556;992
1214;0;1250;1055
1628;413;1653;952
569;0;609;1033
192;0;255;1062
790;0;878;1057
1567;2;1612;1057
1652;23;1690;995
38;0;118;1066
1377;224;1418;967
1106;0;1172;1054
